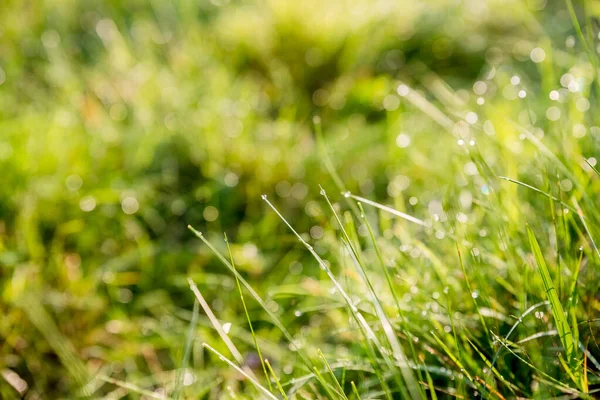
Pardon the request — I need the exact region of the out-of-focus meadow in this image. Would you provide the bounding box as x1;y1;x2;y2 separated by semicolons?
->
2;0;600;398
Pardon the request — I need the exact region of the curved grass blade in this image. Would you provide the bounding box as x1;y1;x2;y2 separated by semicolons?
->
345;193;425;226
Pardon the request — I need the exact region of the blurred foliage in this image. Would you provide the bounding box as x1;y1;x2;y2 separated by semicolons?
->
2;0;600;398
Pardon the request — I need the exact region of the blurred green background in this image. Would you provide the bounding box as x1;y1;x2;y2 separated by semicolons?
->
1;0;599;398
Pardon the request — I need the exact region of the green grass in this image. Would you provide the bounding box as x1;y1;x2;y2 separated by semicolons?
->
2;0;600;398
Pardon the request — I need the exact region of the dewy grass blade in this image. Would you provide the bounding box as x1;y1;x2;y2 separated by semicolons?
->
498;176;578;215
585;158;600;177
345;193;425;226
527;226;577;369
357;200;428;394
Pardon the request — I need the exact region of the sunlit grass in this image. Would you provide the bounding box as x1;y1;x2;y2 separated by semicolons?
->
2;0;600;398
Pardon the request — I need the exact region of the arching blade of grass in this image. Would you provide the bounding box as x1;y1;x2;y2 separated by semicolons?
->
224;233;272;392
527;226;578;373
173;299;199;400
498;176;578;214
187;225;314;371
345;193;425;226
202;343;277;400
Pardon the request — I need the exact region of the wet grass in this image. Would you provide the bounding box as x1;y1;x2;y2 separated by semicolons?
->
2;0;600;398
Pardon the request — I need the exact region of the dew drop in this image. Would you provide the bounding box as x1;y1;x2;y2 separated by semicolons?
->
222;322;232;334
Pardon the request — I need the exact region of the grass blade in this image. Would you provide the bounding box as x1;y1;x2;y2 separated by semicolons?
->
261;195;395;400
225;233;272;392
351;381;362;399
187;278;258;381
345;193;425;226
265;359;288;400
318;349;349;400
527;226;577;369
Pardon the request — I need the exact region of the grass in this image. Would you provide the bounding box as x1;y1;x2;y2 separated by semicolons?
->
2;0;600;398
